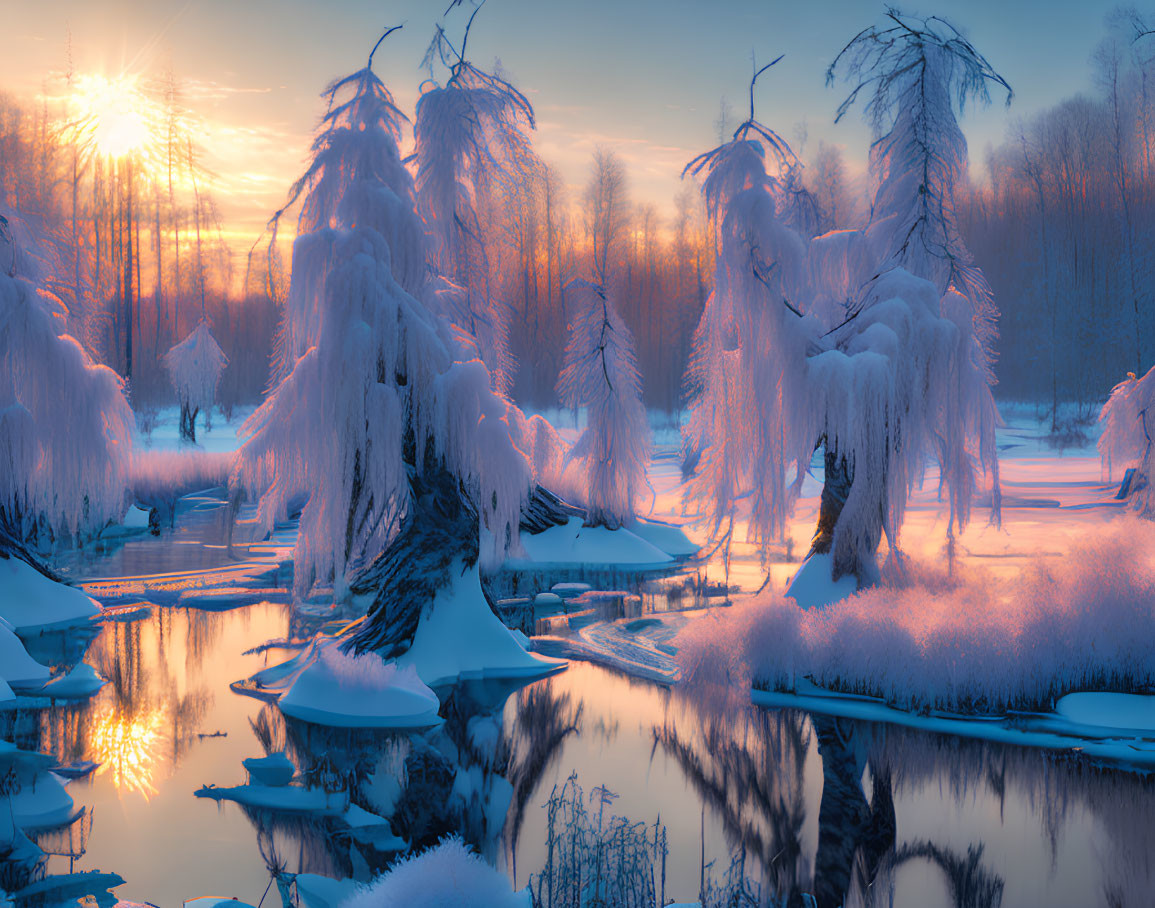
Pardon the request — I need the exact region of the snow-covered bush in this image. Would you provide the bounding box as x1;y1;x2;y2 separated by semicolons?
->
676;519;1155;714
0;235;132;548
341;836;527;908
163;320;228;443
556;280;649;528
1099;366;1155;514
233;41;531;601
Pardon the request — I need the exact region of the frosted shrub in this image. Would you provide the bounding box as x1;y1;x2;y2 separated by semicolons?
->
677;519;1155;713
557;280;649;529
163;320;228;443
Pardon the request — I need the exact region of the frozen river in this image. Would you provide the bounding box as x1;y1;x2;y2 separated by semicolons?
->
5;408;1154;907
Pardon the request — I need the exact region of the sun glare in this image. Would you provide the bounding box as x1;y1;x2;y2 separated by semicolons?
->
73;74;155;159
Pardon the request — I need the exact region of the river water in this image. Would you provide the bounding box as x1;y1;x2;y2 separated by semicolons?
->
7;484;1155;908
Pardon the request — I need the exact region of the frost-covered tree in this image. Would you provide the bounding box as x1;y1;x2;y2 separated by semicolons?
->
414;2;538;395
0;208;133;552
684;25;1006;595
1099;367;1155;515
825;8;1006;572
557;279;649;529
235;31;528;596
232;33;565;686
163;320;227;443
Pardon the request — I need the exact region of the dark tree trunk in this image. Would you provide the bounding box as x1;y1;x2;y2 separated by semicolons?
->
811;716;896;908
179;402;199;443
809;446;857;580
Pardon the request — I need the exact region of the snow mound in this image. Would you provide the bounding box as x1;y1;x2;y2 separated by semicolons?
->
0;677;14;706
9;771;75;828
512;518;673;570
626;518;699;558
784;552;858;609
39;663;105;700
296;873;358;908
0;625;49;689
1056;692;1155;734
0;557;100;631
339;836;530;908
280;642;441;729
395;560;565;688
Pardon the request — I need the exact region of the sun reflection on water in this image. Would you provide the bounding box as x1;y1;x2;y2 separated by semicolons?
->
88;704;167;798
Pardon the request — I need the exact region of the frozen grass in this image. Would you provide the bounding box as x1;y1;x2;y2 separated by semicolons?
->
677;519;1155;714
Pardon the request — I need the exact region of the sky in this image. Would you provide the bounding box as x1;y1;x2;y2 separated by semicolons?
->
0;0;1136;243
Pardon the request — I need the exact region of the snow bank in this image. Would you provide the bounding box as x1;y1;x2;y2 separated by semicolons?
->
9;771;75;828
784;552;858;609
0;556;100;631
395;560;564;688
677;519;1155;714
626;518;699;558
340;836;530;908
511;517;673;570
0;625;49;689
279;642;441;729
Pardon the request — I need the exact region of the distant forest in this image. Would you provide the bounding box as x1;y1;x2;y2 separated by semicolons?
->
2;11;1154;422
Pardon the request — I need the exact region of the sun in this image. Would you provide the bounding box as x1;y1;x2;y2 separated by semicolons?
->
73;74;157;159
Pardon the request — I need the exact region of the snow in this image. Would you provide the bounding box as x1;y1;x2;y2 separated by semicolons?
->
100;504;151;538
0;624;49;689
38;663;106;700
195;782;347;814
510;517;673;570
8;771;75;828
0;556;100;631
279;641;441;729
0;677;13;705
242;752;295;787
626;518;699;558
395;559;564;688
339;836;531;908
1055;692;1155;733
783;552;858;609
294;874;358;908
184;900;257;908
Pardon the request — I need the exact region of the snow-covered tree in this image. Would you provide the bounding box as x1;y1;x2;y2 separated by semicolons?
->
413;4;538;395
557;279;649;529
684;23;1006;594
825;9;1006;572
234;31;529;597
0;207;133;551
1099;367;1155;515
163;320;228;443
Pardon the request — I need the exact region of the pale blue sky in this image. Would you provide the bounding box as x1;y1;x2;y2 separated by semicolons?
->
1;0;1134;235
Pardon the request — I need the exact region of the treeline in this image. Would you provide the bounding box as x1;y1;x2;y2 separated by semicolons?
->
8;10;1155;421
0;80;277;413
960;10;1155;418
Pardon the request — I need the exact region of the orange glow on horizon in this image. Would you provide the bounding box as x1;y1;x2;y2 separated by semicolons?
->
72;74;158;160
